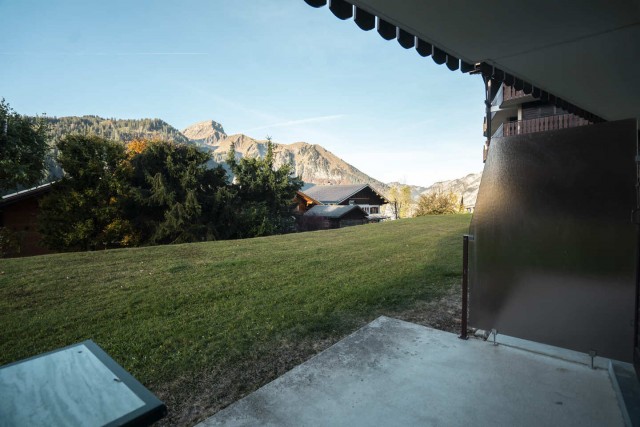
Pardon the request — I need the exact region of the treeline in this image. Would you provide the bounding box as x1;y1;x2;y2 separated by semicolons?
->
44;116;190;144
38;135;302;251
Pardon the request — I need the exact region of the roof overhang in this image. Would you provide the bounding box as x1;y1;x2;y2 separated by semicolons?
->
296;190;322;206
305;0;640;122
0;183;54;208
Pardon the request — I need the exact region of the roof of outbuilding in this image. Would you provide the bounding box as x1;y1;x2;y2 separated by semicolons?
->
302;184;373;204
0;182;55;208
303;204;367;219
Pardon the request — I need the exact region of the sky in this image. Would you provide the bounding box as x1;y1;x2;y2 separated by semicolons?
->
0;0;485;187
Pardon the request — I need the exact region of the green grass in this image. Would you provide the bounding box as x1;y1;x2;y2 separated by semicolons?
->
0;214;470;420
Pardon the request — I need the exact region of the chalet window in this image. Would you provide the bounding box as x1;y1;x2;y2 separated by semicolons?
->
349;200;355;205
370;206;379;214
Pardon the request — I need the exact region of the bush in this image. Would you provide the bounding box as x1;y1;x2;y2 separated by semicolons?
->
415;191;462;216
0;227;21;258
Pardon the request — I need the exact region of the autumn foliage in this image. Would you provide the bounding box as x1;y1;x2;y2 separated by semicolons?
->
125;138;150;157
415;191;463;216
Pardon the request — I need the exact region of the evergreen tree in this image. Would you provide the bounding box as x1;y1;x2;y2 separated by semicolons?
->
226;137;303;237
39;135;135;250
127;140;231;243
0;99;50;193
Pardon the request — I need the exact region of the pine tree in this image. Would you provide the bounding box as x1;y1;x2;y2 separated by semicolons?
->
226;137;302;237
0;99;50;193
127;140;231;244
38;135;136;250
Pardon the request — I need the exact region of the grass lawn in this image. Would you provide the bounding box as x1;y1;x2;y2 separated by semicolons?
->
0;214;470;425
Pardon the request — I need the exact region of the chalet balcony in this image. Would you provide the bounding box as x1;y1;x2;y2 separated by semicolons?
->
493;114;591;137
502;85;528;102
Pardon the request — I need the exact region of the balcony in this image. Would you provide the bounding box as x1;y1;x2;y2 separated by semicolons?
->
201;316;630;426
495;114;591;137
503;85;528;102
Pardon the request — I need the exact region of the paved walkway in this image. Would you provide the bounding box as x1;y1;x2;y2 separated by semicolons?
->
198;316;625;426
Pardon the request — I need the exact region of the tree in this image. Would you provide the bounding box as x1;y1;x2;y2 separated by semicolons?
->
0;99;50;193
39;135;136;251
415;191;462;216
226;137;303;237
387;184;413;219
126;140;232;244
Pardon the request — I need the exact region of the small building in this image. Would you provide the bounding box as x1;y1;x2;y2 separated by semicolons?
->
301;184;388;216
301;205;368;230
0;184;53;257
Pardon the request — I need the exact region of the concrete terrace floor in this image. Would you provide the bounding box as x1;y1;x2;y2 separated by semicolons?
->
198;316;626;427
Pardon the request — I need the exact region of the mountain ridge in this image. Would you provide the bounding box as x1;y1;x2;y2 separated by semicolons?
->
421;172;482;207
45;115;189;144
182;121;389;193
43;116;480;201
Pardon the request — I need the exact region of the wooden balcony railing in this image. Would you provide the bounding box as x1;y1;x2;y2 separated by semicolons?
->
502;85;528;102
500;114;591;136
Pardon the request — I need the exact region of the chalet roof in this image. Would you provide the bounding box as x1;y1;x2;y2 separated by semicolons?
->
303;204;367;219
295;190;321;206
302;184;388;205
302;184;368;204
0;183;55;208
302;1;640;123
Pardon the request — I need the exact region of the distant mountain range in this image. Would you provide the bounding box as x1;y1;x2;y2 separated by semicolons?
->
388;172;482;207
421;173;482;207
182;120;388;192
42;116;481;205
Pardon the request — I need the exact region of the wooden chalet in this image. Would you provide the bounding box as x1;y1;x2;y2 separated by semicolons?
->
300;184;388;215
0;184;53;257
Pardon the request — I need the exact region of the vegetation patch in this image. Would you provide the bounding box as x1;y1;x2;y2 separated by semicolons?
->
0;214;470;425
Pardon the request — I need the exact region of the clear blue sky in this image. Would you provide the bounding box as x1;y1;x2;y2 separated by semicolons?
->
0;0;484;187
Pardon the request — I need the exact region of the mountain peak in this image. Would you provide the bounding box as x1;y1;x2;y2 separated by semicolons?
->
182;120;227;145
200;133;387;192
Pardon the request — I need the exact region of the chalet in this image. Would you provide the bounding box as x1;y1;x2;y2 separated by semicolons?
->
302;205;368;230
300;184;388;217
0;184;53;257
483;83;594;161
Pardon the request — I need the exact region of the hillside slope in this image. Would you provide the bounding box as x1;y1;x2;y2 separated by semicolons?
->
45;116;189;144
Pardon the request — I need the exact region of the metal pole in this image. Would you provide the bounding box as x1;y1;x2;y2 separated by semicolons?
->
459;234;469;340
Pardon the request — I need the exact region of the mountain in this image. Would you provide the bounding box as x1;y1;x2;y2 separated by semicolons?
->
421;172;483;208
41;115;388;193
43;117;483;201
181;120;227;145
181;121;388;192
386;182;430;200
45;116;189;144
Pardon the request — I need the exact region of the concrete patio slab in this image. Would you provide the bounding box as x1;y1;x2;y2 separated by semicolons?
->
198;316;625;427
